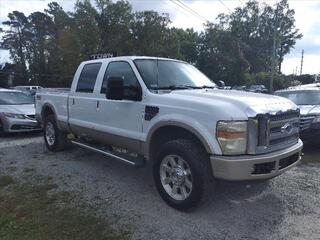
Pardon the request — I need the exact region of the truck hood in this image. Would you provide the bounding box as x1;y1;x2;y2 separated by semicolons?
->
171;89;298;117
299;105;320;115
0;104;35;115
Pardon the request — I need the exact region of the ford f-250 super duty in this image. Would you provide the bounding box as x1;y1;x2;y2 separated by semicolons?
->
36;56;303;211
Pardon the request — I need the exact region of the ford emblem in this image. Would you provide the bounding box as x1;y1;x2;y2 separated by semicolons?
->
281;123;293;134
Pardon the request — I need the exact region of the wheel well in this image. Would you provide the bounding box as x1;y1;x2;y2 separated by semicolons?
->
149;126;209;161
42;105;55;120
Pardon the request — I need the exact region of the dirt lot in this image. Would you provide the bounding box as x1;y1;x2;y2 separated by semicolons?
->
0;132;319;240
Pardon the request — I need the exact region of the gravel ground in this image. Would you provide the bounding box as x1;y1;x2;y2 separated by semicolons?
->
0;132;319;240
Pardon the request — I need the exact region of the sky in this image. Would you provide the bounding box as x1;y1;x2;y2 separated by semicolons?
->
0;0;320;75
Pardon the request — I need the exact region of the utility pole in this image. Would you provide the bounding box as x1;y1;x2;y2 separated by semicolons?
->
270;34;276;94
300;50;304;75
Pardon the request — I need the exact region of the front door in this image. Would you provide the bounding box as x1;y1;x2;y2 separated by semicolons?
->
94;61;144;151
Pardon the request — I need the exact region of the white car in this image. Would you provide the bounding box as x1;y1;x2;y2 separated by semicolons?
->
0;89;41;135
275;86;320;142
35;56;303;210
13;86;42;91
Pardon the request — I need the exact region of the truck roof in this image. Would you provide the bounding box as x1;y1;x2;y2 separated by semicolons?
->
81;56;185;65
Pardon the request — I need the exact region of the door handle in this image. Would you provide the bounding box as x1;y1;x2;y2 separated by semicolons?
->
96;100;100;109
72;98;75;105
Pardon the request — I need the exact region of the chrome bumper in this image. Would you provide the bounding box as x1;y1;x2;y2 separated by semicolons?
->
210;139;303;181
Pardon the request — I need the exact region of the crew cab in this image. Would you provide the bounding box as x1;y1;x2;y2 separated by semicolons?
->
36;56;303;210
275;86;320;142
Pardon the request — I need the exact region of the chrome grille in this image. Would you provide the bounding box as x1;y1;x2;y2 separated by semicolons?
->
300;115;315;131
251;110;300;154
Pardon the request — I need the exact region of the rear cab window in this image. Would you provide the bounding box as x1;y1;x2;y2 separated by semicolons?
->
76;63;102;93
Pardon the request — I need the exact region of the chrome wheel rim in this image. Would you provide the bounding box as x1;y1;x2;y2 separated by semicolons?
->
45;122;55;146
160;154;193;201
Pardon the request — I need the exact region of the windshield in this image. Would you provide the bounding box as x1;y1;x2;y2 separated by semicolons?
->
134;59;216;90
276;90;320;105
0;92;34;105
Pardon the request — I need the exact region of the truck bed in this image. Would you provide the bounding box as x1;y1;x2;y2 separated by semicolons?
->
35;88;70;126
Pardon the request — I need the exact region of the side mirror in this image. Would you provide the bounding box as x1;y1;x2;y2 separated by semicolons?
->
217;80;225;89
106;76;142;101
107;77;124;100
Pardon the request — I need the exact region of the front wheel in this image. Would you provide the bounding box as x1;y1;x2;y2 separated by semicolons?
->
44;115;67;151
0;119;5;137
153;139;211;211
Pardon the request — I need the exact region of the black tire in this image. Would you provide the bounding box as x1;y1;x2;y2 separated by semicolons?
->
0;119;5;137
153;138;212;211
43;115;67;151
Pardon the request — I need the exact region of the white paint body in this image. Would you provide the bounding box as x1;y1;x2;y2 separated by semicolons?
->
35;56;299;156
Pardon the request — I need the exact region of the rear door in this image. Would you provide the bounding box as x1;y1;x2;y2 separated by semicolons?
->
68;62;103;137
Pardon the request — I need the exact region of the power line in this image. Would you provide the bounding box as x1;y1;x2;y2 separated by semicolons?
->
169;0;208;22
175;0;210;22
168;0;210;23
218;0;232;14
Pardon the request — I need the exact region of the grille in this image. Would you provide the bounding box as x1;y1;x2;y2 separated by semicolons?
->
11;125;40;130
279;153;299;170
254;110;300;154
252;161;276;175
300;115;315;131
269;111;299;121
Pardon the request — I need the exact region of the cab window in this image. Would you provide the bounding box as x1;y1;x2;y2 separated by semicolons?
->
76;63;102;93
101;61;140;94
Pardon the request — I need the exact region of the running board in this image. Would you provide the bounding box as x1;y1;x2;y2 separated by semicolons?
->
71;140;145;167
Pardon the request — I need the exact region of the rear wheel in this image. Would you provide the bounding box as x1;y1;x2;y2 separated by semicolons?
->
44;115;67;151
153;139;211;211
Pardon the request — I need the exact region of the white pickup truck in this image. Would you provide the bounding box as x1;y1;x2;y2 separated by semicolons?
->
36;56;303;210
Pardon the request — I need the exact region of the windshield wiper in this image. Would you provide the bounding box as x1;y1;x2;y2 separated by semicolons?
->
199;85;216;89
151;85;199;90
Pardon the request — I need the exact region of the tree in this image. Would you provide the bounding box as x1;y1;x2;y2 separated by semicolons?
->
215;0;302;74
73;0;100;60
1;11;31;85
197;23;250;86
95;0;134;55
27;11;53;84
45;2;80;86
171;28;199;64
272;0;302;73
132;11;173;56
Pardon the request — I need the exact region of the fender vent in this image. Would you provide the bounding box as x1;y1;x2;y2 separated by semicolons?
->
145;106;159;121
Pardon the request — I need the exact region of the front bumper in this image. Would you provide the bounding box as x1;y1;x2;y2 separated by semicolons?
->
1;116;42;133
210;139;303;181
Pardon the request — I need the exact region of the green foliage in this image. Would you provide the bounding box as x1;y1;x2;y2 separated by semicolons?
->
0;0;302;88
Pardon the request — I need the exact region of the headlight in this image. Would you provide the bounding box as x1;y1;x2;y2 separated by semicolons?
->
216;121;247;155
312;116;320;123
3;112;26;119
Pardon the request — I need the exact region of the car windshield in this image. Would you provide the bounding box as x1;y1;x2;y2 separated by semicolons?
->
0;91;34;105
134;59;216;90
276;90;320;105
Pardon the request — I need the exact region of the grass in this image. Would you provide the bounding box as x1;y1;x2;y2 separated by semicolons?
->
0;175;129;240
0;176;14;188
